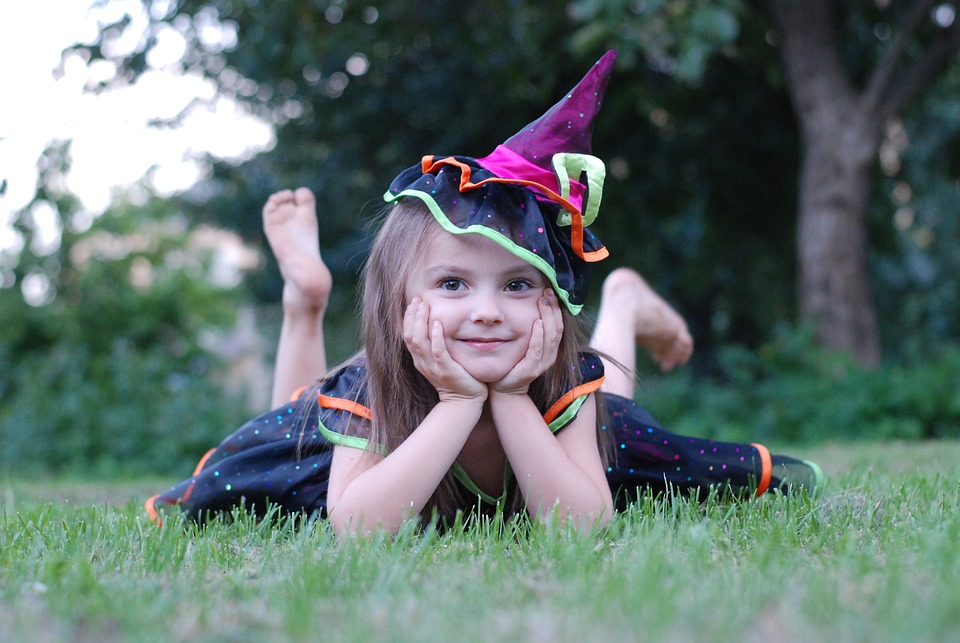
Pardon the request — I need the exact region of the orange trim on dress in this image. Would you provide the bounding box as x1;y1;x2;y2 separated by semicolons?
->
751;442;772;497
147;446;218;526
420;156;609;263
317;394;373;421
192;447;217;476
145;494;160;525
542;376;604;425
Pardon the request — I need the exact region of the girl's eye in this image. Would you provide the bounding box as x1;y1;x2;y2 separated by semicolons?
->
439;278;464;291
505;279;532;292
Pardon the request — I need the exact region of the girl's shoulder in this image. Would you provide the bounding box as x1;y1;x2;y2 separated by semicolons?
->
576;351;605;384
310;357;373;445
317;356;370;405
540;352;605;432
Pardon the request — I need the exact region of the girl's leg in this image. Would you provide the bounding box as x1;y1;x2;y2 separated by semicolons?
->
263;188;333;408
589;268;693;398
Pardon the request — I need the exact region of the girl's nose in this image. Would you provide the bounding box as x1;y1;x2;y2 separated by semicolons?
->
470;292;504;324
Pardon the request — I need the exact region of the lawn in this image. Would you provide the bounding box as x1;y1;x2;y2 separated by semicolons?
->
2;440;959;642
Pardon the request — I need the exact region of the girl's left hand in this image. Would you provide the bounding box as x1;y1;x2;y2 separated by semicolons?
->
490;289;563;396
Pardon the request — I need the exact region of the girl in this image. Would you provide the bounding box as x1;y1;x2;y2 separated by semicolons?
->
147;51;821;533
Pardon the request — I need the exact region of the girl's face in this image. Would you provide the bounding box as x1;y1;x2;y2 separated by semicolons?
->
406;230;550;383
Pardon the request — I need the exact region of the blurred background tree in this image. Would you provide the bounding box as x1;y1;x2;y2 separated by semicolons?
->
4;0;960;474
58;0;960;366
1;140;258;475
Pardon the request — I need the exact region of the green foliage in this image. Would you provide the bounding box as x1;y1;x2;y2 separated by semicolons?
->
871;63;960;357
638;327;960;444
0;194;254;476
570;0;742;80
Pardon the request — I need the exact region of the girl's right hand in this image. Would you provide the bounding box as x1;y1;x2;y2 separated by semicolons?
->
403;297;488;403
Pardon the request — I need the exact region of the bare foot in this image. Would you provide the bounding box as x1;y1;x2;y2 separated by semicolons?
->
603;268;693;372
262;188;333;314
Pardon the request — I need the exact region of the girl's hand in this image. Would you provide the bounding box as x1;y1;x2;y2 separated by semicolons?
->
403;297;488;402
490;289;563;396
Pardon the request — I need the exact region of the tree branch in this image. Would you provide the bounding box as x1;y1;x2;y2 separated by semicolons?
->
877;15;960;122
862;0;941;115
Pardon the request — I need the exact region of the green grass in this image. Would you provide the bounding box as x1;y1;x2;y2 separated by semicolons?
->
2;441;960;642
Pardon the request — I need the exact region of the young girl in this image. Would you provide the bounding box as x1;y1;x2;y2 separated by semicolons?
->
147;51;821;533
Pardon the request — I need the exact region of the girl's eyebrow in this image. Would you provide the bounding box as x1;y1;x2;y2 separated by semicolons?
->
425;262;542;279
423;264;473;277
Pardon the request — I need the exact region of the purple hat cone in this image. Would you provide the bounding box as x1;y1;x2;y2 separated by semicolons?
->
501;50;617;169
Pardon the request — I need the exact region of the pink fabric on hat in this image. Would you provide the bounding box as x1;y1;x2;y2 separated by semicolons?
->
475;144;585;212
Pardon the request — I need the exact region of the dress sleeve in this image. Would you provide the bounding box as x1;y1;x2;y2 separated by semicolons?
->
541;352;605;432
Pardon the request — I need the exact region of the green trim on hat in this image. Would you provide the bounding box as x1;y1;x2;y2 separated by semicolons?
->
552;153;606;228
383;187;584;315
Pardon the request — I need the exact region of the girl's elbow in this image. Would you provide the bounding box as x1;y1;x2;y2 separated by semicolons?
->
326;507;354;537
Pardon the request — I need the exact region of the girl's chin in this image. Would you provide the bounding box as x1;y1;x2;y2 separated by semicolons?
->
450;348;524;383
461;361;518;384
464;369;510;384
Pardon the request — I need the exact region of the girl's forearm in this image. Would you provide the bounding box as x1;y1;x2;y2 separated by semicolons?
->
328;398;484;535
489;392;612;528
270;303;327;409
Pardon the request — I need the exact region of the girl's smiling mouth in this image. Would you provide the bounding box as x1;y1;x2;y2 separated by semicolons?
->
459;337;510;350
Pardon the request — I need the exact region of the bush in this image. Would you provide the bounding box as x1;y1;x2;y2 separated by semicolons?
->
0;198;258;477
0;341;251;476
634;327;960;444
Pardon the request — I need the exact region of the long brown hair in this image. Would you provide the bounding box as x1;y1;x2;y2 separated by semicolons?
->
358;198;607;523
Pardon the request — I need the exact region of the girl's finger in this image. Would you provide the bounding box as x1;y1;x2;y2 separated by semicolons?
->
402;297;419;344
540;290;563;347
412;300;430;343
528;319;545;363
430;319;448;360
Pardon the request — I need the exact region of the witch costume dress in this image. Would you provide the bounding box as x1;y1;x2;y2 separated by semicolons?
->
146;51;822;525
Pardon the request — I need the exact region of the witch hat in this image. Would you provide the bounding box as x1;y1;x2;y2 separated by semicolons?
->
385;51;617;314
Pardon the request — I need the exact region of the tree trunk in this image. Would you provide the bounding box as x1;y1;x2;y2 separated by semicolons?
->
773;0;882;366
796;114;881;366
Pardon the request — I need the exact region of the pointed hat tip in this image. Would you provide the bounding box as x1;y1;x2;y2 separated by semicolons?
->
499;50;618;167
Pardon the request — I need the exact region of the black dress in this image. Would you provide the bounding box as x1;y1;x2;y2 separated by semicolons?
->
147;354;820;523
